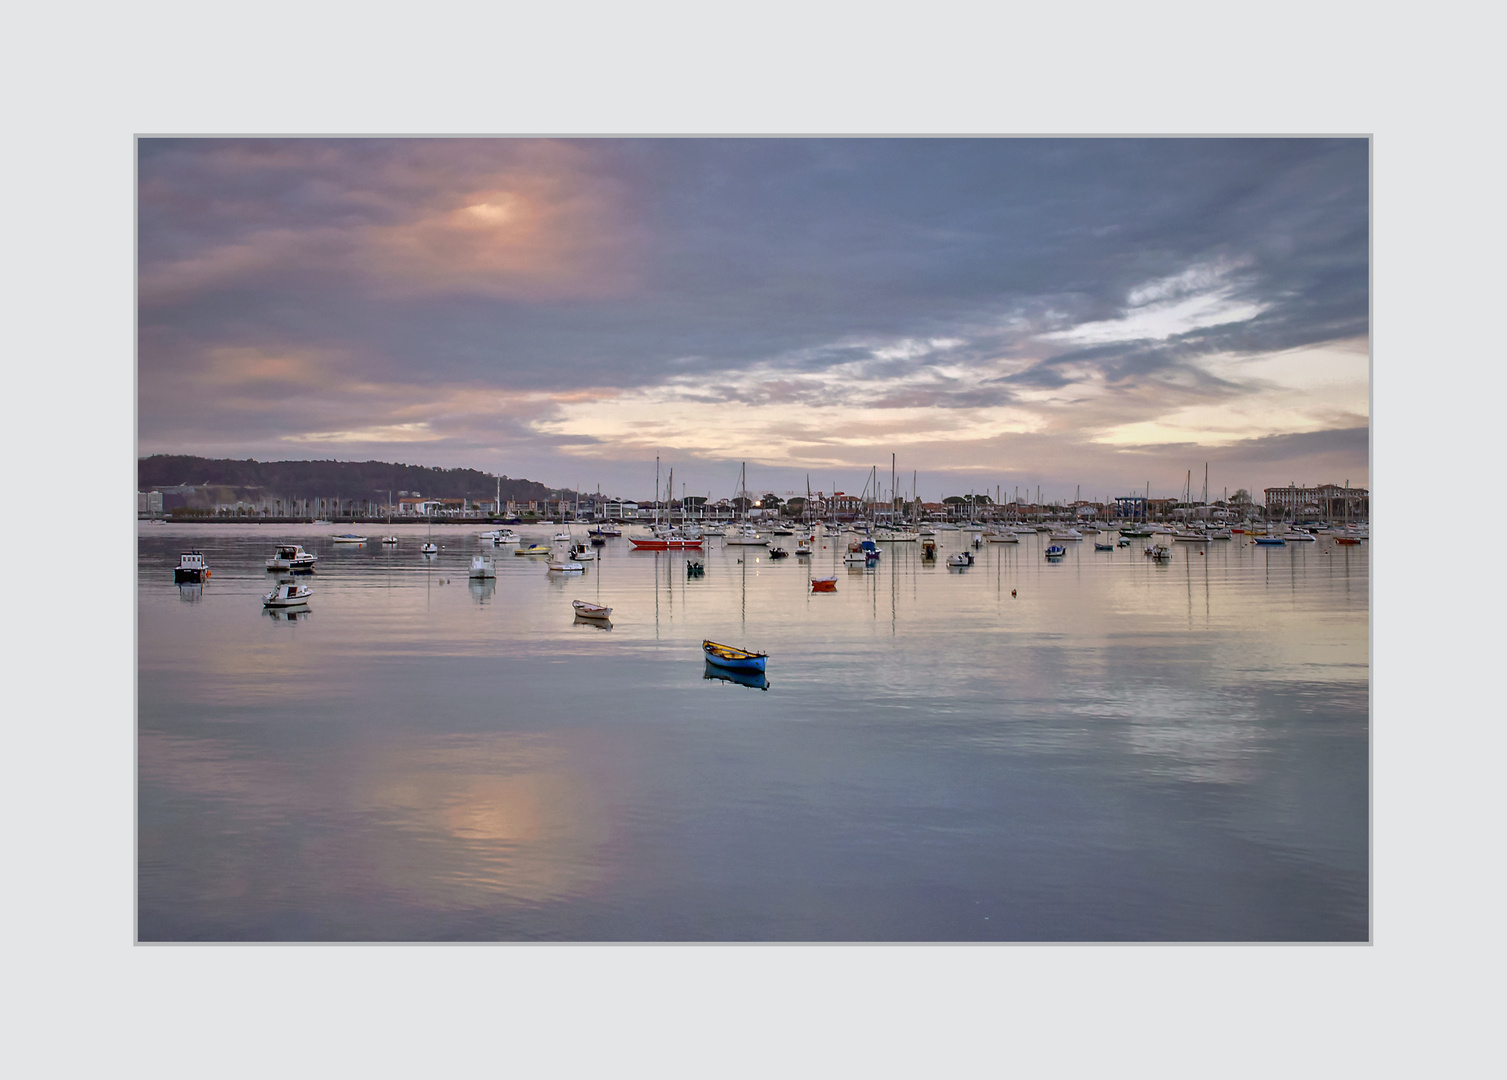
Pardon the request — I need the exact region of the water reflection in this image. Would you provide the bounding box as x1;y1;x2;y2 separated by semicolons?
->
702;661;769;691
262;604;310;621
138;522;1368;940
573;613;613;631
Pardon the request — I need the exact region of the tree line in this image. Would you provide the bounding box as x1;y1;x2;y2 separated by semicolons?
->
137;455;563;502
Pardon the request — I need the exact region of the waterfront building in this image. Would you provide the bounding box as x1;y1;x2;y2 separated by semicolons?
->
1263;483;1369;519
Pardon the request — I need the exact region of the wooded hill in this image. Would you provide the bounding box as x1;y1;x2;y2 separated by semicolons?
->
138;455;565;502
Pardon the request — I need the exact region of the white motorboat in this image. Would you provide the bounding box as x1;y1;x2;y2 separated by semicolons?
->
380;536;399;545
266;544;317;571
469;553;496;579
547;556;585;573
724;524;769;546
983;530;1019;543
262;580;311;607
554;531;573;543
946;551;974;567
568;543;596;561
421;541;438;554
1048;528;1084;541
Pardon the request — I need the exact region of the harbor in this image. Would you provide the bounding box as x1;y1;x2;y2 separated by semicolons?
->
139;519;1369;941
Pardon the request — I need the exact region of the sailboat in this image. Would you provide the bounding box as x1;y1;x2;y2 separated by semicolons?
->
724;462;768;546
381;489;398;543
421;510;437;555
630;458;705;549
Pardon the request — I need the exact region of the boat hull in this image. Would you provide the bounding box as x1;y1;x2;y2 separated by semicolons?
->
629;537;705;550
703;640;767;672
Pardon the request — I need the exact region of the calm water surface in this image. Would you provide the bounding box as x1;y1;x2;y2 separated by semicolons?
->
138;523;1368;940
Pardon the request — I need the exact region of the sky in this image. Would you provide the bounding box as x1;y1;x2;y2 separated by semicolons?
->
137;138;1369;505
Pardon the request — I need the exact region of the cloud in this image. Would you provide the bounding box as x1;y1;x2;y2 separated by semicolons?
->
137;138;1370;498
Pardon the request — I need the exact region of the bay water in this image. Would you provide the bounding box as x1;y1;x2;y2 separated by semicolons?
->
137;523;1368;940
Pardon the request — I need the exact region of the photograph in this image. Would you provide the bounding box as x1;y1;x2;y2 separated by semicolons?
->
136;136;1369;942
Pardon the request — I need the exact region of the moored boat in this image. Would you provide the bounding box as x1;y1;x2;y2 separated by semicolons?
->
702;639;768;673
266;545;317;572
722;524;768;547
628;534;706;550
572;599;612;619
810;575;838;592
262;580;311;607
946;551;974;568
331;533;367;543
469;553;496;579
1094;541;1115;551
547;552;585;572
1045;544;1067;559
516;543;551;556
174;551;208;583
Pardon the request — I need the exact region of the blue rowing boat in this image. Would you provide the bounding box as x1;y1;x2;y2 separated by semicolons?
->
703;639;768;673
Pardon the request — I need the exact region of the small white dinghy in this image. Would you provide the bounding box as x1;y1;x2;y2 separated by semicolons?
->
263;580;311;607
572;599;612;619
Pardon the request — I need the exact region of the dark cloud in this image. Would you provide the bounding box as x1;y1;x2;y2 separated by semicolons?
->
137;138;1369;495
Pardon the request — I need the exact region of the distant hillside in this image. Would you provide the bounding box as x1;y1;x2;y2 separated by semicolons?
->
138;455;564;502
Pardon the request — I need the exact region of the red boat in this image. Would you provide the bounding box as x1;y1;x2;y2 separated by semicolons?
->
629;535;705;550
810;576;837;592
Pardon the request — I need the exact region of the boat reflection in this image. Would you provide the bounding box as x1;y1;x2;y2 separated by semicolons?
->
176;583;203;603
702;661;769;691
573;613;613;630
263;603;310;621
469;579;496;604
